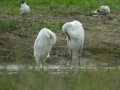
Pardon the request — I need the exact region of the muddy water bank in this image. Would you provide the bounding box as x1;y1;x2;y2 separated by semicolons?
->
0;14;120;65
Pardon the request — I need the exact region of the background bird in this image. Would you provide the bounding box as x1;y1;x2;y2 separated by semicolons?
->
89;5;110;16
34;28;56;69
19;0;31;15
62;20;85;66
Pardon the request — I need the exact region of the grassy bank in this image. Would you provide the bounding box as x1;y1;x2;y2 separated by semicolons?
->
0;0;120;15
0;0;120;64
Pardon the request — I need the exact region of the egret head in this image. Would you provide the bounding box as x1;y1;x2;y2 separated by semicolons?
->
97;9;100;13
62;22;72;41
21;0;25;4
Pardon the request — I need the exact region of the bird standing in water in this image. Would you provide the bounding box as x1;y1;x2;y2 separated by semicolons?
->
34;28;56;70
62;20;85;66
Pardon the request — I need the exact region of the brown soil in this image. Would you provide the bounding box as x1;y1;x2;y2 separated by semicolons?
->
0;13;120;66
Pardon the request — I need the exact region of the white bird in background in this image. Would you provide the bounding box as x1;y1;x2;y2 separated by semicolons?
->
34;28;56;69
90;5;110;16
19;0;31;15
62;20;85;65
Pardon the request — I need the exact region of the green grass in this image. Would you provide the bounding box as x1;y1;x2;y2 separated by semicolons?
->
0;0;120;15
0;0;120;64
0;19;20;33
0;69;120;90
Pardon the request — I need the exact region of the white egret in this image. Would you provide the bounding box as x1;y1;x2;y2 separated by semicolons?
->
62;20;85;65
34;28;56;69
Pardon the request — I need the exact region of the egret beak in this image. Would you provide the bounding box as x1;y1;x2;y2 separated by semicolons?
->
64;32;72;56
65;32;71;40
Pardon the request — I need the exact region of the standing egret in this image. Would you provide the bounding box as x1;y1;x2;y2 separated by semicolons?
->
62;20;85;65
19;0;31;15
34;28;56;69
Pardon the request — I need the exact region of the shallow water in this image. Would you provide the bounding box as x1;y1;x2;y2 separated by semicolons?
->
0;64;120;90
0;64;119;73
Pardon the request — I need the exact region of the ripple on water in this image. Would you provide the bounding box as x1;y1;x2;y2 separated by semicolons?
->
0;64;120;75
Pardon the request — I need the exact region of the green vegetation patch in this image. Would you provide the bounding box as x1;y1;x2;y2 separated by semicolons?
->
0;70;120;90
0;0;120;15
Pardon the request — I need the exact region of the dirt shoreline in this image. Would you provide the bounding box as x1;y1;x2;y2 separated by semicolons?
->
0;13;120;66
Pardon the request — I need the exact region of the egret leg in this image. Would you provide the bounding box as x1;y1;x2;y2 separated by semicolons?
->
72;52;79;66
79;50;81;66
40;60;44;71
79;46;84;66
47;52;50;58
35;60;40;71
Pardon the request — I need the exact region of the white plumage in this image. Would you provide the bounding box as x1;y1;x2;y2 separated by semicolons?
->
19;0;31;15
99;5;110;14
62;20;85;65
34;28;56;68
92;5;110;16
